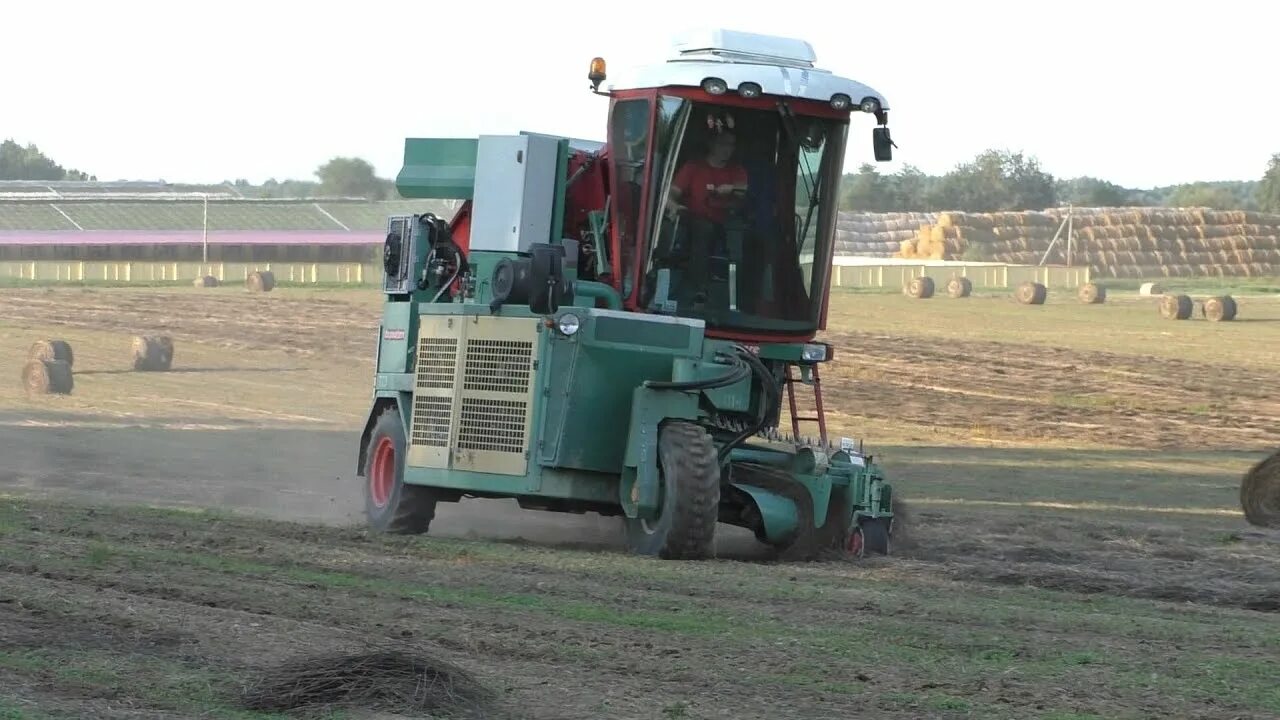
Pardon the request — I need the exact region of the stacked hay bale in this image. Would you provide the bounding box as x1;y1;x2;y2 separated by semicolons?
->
246;270;276;292
1240;448;1280;528
132;335;174;371
23;339;74;395
835;211;936;258
898;207;1280;278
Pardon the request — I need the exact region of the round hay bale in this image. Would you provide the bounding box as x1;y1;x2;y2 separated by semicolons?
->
246;270;276;292
1158;293;1193;320
1202;295;1237;322
1014;281;1047;305
23;359;72;395
27;339;74;368
1077;283;1106;304
1138;282;1164;296
131;335;174;372
946;276;972;298
904;276;935;299
193;275;219;288
1240;449;1280;528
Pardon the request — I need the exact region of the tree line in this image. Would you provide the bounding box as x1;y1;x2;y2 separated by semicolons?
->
1;139;394;200
7;136;1280;213
841;149;1280;214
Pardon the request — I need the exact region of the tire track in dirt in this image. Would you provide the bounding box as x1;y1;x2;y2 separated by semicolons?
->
2;289;381;357
817;330;1280;450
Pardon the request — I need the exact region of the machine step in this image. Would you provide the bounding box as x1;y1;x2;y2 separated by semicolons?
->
784;364;828;447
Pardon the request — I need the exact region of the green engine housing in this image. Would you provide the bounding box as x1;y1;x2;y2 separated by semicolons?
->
356;134;894;560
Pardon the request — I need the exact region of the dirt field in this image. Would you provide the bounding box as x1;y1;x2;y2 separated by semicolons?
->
2;285;1279;719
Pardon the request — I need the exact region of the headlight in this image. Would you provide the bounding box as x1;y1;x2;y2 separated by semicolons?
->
801;343;827;361
738;81;762;98
701;77;728;95
556;313;581;336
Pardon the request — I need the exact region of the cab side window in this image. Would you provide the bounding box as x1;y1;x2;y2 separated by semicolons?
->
609;99;650;299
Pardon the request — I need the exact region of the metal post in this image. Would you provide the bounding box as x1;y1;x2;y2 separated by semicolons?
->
1066;203;1074;267
202;195;209;264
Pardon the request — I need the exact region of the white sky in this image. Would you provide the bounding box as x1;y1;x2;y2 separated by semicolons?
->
3;0;1275;189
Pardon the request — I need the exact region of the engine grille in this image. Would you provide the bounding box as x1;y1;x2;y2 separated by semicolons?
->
406;315;538;476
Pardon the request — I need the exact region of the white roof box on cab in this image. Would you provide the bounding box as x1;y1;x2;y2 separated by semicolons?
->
669;28;817;69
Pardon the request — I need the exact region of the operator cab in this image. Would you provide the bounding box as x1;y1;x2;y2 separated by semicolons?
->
592;28;893;341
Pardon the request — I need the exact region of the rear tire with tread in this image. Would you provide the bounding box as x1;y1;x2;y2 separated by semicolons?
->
624;421;720;560
363;407;438;534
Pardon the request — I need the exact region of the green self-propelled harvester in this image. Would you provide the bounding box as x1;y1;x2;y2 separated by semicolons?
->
357;28;899;560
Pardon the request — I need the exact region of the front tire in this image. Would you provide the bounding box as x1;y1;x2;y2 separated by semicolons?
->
624;421;720;560
363;407;437;534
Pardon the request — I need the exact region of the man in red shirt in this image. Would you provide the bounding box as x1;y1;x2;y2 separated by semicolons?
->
668;131;748;224
663;131;748;307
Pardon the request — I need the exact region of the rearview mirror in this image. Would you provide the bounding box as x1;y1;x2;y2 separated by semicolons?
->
873;127;894;162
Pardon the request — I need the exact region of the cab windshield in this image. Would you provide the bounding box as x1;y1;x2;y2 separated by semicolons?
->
638;95;846;335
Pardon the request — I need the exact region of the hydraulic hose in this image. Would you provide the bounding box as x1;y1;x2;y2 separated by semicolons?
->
717;345;782;466
643;353;750;392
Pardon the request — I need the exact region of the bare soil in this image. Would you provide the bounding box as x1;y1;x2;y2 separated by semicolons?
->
1;286;1278;719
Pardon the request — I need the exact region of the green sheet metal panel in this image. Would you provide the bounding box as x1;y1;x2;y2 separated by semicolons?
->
395;138;477;199
539;339;676;473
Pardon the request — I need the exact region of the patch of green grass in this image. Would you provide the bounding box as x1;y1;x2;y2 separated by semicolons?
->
1049;393;1126;410
82;543;1276;714
0;650;289;719
0;700;55;720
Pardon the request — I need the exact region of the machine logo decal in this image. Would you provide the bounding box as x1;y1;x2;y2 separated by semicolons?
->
383;328;406;341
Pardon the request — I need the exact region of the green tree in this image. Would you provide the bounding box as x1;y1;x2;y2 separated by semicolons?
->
1059;176;1134;207
1167;183;1241;210
927;149;1056;212
1256;153;1280;213
0;139;93;181
887;164;932;211
315;157;388;199
840;164;895;211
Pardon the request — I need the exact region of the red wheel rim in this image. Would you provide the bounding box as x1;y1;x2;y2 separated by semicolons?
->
370;436;395;508
845;526;864;557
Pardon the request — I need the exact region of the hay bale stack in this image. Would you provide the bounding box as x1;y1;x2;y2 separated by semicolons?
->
1077;283;1106;304
193;275;219;288
1014;281;1046;305
1159;293;1193;320
904;276;934;299
28;339;74;368
946;275;972;298
246;270;276;292
836;211;937;258
905;206;1280;278
1240;449;1280;528
132;335;174;371
23;359;72;395
1201;295;1237;322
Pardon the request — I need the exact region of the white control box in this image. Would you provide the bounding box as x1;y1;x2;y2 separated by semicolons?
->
469;134;559;253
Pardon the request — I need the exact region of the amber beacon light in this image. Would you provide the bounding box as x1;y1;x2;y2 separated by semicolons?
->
588;57;607;90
